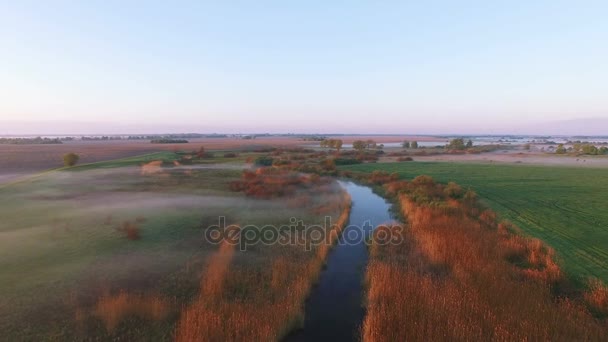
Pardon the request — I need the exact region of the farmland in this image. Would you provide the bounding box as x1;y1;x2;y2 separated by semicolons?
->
341;161;608;284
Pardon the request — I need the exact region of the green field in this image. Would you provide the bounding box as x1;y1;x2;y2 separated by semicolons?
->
341;161;608;284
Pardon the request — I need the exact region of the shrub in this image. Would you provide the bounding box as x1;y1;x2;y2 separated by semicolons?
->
444;181;463;199
333;158;361;165
397;157;413;162
254;156;274;166
585;278;608;317
63;153;80;167
116;220;141;240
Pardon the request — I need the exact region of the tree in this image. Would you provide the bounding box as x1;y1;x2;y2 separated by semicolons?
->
197;146;206;158
63;153;79;167
402;140;410;149
411;141;418;149
600;146;608;155
353;140;367;152
581;144;599;155
447;138;466;150
555;144;567;154
523;143;531;151
321;139;343;153
465;139;473;148
332;139;343;153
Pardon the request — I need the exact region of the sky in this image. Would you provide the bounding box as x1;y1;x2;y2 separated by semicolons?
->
1;0;607;135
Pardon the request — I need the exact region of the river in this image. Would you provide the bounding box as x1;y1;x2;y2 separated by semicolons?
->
285;181;396;341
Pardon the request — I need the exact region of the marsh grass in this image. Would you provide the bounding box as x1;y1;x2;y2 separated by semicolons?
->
362;176;608;341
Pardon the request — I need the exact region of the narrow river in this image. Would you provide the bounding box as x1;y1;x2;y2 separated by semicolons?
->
286;181;395;341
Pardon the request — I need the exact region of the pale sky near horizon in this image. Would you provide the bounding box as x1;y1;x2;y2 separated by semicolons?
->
1;1;607;134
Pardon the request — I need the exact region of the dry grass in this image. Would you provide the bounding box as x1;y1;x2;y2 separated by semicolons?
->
93;291;171;332
116;220;142;240
586;279;608;317
362;177;608;341
175;191;351;341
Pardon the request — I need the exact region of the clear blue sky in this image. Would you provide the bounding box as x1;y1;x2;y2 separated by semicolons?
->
1;1;607;134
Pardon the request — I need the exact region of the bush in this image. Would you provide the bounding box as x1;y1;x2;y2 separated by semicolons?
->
116;221;141;240
397;157;413;162
333;158;361;165
444;182;464;199
63;153;80;167
254;156;274;166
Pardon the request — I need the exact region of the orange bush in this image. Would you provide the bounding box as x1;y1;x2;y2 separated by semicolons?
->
585;279;608;317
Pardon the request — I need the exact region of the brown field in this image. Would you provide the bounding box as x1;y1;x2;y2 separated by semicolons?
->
361;175;608;341
0;137;301;183
0;135;437;184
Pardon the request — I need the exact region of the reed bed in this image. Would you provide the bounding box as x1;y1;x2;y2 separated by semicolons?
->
175;189;351;341
362;176;608;341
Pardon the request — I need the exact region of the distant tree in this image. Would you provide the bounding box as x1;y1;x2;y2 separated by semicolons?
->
402;140;411;149
366;140;377;149
150;139;188;143
332;139;343;153
523;143;531;151
321;139;343;153
411;141;418;149
447;138;466;150
63;153;79;167
555;144;567;154
600;146;608;155
197;146;206;158
353;140;367;152
581;144;599;155
465;139;473;148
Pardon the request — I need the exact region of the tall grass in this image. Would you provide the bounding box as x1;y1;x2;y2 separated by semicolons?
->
93;291;171;332
175;191;351;341
362;177;608;341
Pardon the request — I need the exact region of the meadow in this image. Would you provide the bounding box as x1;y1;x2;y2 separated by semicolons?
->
0;150;351;340
341;161;608;284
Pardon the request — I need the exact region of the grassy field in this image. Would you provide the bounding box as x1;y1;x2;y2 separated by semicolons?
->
0;151;350;340
341;161;608;284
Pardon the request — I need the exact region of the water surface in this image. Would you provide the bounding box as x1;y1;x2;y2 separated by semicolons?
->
286;181;395;341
